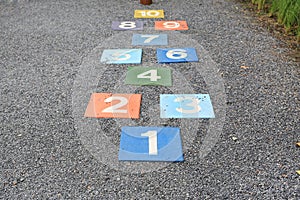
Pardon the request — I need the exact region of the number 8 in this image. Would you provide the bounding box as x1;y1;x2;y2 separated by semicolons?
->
119;21;136;29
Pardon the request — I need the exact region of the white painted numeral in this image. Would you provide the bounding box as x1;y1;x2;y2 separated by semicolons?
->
175;96;201;114
141;131;158;155
166;49;188;59
140;10;160;17
112;52;131;61
102;96;128;113
163;21;180;29
119;21;136;29
141;35;160;43
137;69;161;81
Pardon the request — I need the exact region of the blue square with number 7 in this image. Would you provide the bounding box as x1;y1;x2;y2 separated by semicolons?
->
160;94;215;118
132;34;168;46
119;126;184;162
100;49;142;64
157;48;198;63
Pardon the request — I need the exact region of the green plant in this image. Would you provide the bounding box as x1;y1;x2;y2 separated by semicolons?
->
252;0;266;10
250;0;300;42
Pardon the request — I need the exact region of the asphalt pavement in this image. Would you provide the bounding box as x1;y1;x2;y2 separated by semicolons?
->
0;0;299;199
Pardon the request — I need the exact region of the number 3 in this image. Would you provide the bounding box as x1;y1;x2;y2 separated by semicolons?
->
175;96;201;114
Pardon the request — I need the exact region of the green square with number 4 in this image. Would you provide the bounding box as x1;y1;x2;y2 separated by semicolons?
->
125;67;172;86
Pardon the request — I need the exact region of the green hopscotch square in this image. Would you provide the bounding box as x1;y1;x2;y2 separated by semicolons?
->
125;67;172;86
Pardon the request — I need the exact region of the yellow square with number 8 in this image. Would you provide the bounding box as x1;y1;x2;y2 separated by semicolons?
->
134;10;164;18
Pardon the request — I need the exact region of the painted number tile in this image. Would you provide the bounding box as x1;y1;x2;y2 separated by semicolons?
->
134;10;164;18
100;49;142;64
119;126;184;162
157;48;198;63
155;21;188;30
160;94;215;118
111;21;143;31
132;34;168;46
125;67;172;86
84;93;142;119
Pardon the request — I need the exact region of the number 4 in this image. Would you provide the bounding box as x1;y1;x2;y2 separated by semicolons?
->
137;69;161;81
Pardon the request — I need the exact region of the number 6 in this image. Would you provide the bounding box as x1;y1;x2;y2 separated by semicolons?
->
166;49;188;59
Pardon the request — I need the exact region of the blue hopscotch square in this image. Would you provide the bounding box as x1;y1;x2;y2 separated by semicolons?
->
157;48;199;63
100;49;142;64
160;94;215;118
132;34;168;46
118;126;184;162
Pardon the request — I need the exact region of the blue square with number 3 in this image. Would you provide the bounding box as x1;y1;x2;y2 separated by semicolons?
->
160;94;215;118
157;48;198;63
132;34;168;46
119;126;184;162
100;49;142;64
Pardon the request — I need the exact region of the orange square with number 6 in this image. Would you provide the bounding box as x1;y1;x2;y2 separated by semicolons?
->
155;21;189;30
84;93;142;119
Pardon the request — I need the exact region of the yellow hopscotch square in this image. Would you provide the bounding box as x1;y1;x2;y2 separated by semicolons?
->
134;10;164;18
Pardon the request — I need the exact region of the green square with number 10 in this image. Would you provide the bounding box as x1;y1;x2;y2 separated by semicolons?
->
125;67;172;86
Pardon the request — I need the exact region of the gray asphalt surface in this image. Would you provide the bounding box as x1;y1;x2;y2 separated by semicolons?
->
1;0;299;199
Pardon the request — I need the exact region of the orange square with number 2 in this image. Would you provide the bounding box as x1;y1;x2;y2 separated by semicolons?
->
155;21;188;30
84;93;142;119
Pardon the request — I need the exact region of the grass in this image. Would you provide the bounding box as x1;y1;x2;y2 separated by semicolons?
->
251;0;300;42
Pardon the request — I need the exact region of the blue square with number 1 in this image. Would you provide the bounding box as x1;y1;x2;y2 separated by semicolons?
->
157;48;198;63
119;126;184;162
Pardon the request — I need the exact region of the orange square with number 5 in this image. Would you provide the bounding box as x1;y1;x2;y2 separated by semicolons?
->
155;21;189;30
84;93;142;119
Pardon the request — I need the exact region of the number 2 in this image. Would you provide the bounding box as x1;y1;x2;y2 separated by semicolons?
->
102;96;128;113
141;130;158;155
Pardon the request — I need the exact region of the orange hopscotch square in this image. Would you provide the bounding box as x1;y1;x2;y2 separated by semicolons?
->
84;93;142;119
155;21;189;30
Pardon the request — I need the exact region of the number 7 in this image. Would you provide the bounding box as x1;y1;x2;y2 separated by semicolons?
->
141;35;160;43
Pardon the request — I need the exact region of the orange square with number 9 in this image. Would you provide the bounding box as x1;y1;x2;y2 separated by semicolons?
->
84;93;142;119
155;21;189;30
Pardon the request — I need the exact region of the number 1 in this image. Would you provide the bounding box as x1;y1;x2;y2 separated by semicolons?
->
141;131;158;155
